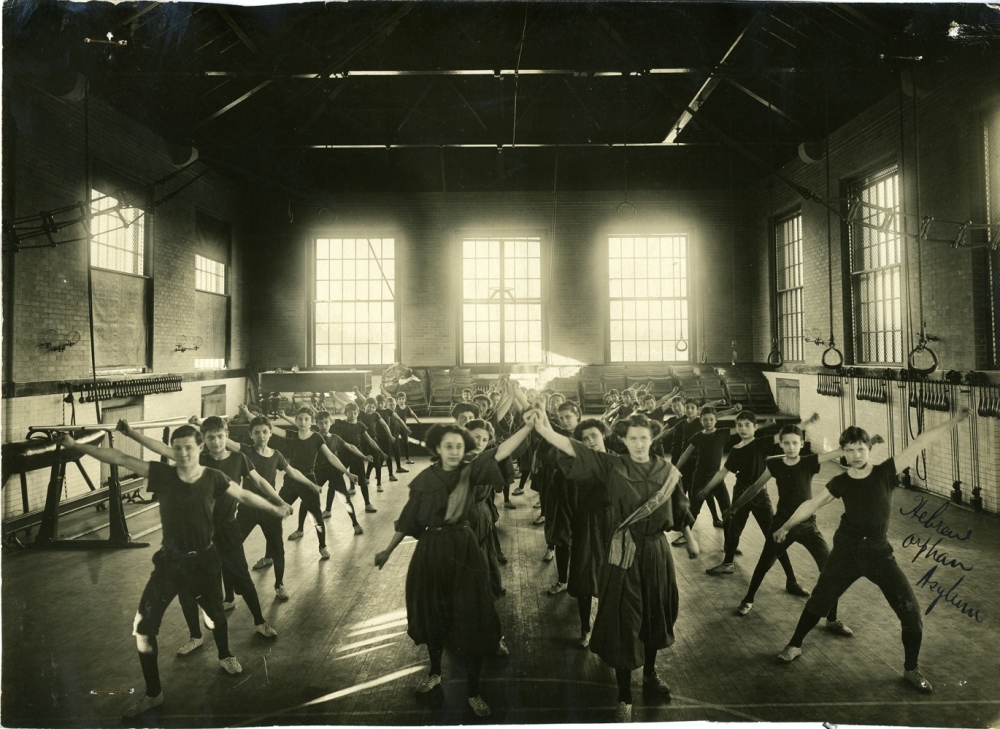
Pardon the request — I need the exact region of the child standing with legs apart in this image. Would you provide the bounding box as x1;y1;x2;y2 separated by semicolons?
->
55;427;291;718
120;417;286;648
773;408;970;695
696;410;815;597
732;423;877;633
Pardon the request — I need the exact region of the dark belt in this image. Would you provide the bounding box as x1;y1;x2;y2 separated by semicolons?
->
163;542;215;557
427;522;468;532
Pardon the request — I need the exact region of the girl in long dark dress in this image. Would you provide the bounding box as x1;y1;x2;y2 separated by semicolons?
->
531;410;700;722
374;423;529;718
464;418;533;604
566;418;615;647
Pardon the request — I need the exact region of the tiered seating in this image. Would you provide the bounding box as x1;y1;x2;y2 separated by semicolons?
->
602;365;627;393
712;364;750;408
548;377;580;403
669;365;705;402
697;366;729;404
738;363;781;414
709;364;780;413
579;366;605;413
451;367;475;401
428;369;454;414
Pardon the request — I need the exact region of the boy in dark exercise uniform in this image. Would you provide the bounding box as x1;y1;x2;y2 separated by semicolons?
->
380;396;412;474
392;391;420;465
731;423;877;630
313;409;366;532
56;425;291;718
121;417;287;649
697;411;816;597
773;407;971;695
329;402;384;509
265;406;359;557
671;403;744;540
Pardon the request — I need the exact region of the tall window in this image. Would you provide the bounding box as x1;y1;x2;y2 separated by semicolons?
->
89;186;149;371
986;111;1000;367
462;236;542;364
194;256;228;369
90;189;145;275
608;235;689;362
314;237;396;366
775;213;804;362
195;254;226;295
848;164;903;364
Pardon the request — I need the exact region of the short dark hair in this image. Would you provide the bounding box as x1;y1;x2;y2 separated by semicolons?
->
779;424;804;440
201;416;227;435
700;406;717;417
344;402;359;413
839;426;872;449
735;410;757;424
364;398;377;407
314;409;331;420
170;424;203;445
249;416;272;432
424;423;476;457
574;419;608;440
296;406;314;417
465;418;495;440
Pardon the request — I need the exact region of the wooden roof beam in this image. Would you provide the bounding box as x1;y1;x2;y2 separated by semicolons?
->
662;9;771;144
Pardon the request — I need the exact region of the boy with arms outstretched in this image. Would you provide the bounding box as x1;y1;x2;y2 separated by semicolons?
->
56;426;291;718
773;407;971;695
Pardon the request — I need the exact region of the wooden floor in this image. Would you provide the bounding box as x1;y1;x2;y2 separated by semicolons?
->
3;457;999;728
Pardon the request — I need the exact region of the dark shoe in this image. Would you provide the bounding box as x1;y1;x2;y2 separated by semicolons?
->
498;552;509;565
786;581;811;598
396;467;409;473
642;672;672;701
504;501;517;509
713;519;725;528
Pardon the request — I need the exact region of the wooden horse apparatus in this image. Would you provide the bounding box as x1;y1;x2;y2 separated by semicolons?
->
2;418;187;549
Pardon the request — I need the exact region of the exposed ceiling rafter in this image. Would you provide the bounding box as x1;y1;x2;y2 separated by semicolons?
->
663;9;771;144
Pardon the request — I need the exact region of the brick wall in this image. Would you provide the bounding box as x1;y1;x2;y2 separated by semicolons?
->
749;65;1000;514
4;79;252;385
2;80;253;522
247;189;754;369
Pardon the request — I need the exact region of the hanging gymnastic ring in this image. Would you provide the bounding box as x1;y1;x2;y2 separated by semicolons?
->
617;201;636;220
767;346;783;367
675;339;688;352
821;345;844;369
907;344;939;376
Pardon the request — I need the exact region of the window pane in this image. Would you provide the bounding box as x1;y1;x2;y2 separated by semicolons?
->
775;214;804;362
314;237;395;365
849;166;902;364
461;236;542;364
608;234;688;362
90;189;145;276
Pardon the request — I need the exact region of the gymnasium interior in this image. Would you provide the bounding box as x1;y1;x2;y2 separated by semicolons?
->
2;2;999;727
